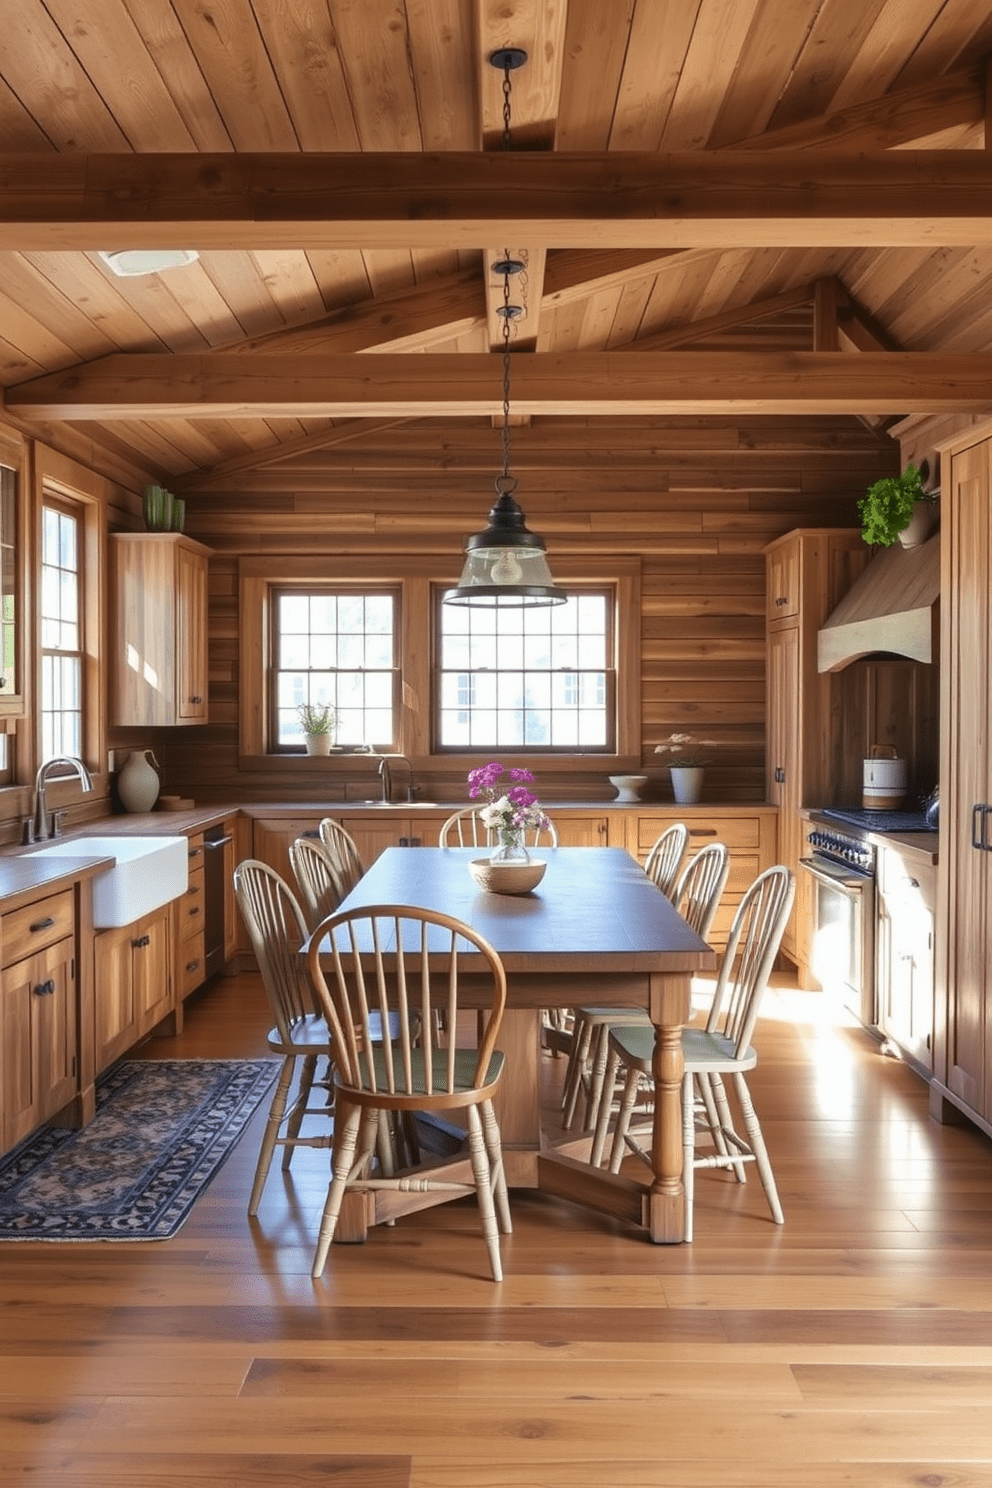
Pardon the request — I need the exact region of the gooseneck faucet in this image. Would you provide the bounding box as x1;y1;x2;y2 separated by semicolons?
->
378;754;416;804
32;756;94;841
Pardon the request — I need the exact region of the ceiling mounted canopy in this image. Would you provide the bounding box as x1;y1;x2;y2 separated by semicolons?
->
445;49;564;610
97;249;200;277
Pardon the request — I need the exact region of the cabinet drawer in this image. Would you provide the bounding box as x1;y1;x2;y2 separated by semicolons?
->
637;816;761;853
2;889;75;968
175;864;205;938
177;931;206;998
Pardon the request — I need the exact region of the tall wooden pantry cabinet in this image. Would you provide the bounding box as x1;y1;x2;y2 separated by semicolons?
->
933;424;992;1136
764;529;869;971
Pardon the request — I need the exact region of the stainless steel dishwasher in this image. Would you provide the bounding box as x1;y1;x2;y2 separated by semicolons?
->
202;825;232;979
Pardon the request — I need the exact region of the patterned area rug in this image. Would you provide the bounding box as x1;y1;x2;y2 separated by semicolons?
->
0;1059;278;1241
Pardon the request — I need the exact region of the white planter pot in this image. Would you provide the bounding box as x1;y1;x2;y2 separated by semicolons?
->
304;733;332;756
670;766;704;805
898;501;938;549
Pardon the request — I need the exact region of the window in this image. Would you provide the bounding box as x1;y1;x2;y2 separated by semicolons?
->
435;589;613;751
40;501;82;760
240;557;638;765
270;588;398;750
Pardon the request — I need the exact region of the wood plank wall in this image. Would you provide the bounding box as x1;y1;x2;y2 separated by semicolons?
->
114;415;896;806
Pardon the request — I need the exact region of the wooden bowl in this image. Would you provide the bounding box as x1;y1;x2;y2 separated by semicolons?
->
468;857;547;896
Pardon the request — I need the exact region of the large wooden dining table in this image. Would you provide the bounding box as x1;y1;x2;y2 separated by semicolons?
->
321;845;716;1243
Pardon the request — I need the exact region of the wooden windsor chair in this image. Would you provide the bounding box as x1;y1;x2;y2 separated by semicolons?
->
590;865;795;1241
306;903;512;1281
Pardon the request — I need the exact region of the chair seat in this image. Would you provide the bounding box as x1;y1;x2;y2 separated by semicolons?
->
575;1005;651;1023
266;1013;334;1056
681;1027;757;1074
348;1047;505;1107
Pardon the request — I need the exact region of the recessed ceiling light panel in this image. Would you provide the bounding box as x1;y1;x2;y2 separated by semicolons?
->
98;249;200;277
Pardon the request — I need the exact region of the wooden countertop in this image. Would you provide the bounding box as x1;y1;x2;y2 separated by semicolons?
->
0;853;112;914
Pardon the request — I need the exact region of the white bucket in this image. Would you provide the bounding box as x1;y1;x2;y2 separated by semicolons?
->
863;746;908;810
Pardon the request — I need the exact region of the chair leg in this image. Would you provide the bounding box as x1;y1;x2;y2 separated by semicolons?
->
311;1101;364;1278
248;1054;294;1216
466;1104;503;1282
583;1023;612;1132
561;1014;591;1129
589;1044;620;1168
481;1098;512;1235
682;1070;696;1244
709;1073;748;1183
608;1063;644;1174
732;1071;784;1225
282;1054;318;1170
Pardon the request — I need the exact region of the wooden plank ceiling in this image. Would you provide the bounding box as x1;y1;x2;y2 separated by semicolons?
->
1;0;991;483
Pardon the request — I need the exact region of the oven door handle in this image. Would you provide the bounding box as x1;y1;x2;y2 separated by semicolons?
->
799;857;871;897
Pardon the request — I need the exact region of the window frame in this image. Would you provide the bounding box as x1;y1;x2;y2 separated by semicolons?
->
267;583;402;754
239;554;641;773
29;447;105;782
431;581;618;755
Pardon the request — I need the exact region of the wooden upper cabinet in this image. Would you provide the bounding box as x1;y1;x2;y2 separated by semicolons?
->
0;432;27;718
766;540;801;623
110;533;211;726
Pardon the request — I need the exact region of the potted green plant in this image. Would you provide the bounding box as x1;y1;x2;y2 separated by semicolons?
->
858;464;938;549
297;701;337;756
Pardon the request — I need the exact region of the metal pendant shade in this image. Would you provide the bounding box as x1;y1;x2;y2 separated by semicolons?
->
444;48;565;610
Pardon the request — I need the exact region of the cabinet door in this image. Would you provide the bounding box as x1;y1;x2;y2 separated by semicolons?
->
766;625;801;958
1;938;77;1150
554;814;609;847
941;440;992;1114
94;924;138;1073
251;816;324;884
177;544;208;722
134;907;172;1035
877;846;935;1071
767;541;800;622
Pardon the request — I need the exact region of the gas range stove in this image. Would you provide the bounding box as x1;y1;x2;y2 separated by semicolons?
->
818;806;935;834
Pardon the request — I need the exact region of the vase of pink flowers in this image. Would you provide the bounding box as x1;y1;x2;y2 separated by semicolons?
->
468;761;550;864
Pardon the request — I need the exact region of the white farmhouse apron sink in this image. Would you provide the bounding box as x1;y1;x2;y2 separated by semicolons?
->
26;836;188;927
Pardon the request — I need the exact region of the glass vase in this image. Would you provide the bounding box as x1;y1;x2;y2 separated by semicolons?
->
490;829;530;865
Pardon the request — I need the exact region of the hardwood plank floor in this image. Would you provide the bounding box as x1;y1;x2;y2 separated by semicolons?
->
2;971;992;1486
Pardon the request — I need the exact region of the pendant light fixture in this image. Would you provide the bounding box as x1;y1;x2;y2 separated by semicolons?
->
444;49;565;609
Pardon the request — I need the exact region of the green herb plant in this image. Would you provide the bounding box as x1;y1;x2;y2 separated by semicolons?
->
858;464;936;547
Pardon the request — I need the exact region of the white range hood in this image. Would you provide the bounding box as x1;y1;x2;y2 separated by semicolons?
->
817;532;939;673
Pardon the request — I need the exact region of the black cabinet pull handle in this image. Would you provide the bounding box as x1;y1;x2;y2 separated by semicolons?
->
33;979;56;997
774;767;785;783
972;804;985;849
188;847;202;858
29;916;56;932
186;959;201;973
191;695;203;704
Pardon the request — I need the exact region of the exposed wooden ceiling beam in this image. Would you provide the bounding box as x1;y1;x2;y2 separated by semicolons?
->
731;62;985;152
5;152;992;250
229;267;485;355
9;350;992;418
622;286;815;353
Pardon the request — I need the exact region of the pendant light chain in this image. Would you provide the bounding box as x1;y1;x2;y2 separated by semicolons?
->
443;46;564;606
500;264;513;489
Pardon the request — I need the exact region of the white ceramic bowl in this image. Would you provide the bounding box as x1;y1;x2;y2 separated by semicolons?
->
608;774;649;803
468;857;547;895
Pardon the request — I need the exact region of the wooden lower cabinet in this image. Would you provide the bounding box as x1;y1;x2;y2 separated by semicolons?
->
93;904;173;1074
875;842;935;1074
250;812;451;885
1;934;77;1152
628;807;778;950
554;813;610;846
